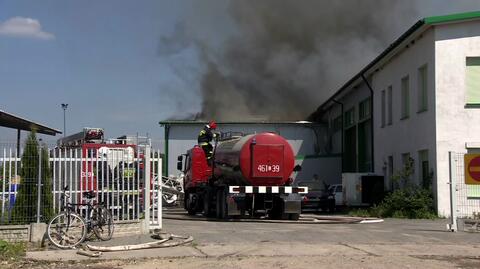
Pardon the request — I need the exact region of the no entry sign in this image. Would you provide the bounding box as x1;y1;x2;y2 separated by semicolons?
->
464;154;480;184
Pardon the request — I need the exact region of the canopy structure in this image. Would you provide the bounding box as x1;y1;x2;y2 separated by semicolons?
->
0;109;62;155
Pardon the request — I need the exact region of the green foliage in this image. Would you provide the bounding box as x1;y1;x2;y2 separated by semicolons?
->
349;156;437;219
10;131;54;224
0;240;25;260
40;146;54;222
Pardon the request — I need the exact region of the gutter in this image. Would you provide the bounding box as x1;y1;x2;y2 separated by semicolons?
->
164;124;170;177
332;99;344;173
361;74;375;173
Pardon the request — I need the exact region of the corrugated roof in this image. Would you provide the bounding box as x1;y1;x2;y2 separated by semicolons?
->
159;120;319;126
311;10;480;118
0;110;62;136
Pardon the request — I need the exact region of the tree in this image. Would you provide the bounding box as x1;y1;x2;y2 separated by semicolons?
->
10;131;54;223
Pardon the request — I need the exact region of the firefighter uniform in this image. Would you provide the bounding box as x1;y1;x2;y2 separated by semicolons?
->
198;122;217;160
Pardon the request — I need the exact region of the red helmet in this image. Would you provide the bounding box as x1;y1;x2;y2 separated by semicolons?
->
209;121;217;129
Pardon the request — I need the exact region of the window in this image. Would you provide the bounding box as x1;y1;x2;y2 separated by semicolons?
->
332;115;342;133
381;90;386;127
388;156;394;190
344;108;355;128
466;57;480;105
418;65;428;112
387;86;393;125
418;150;430;188
359;98;371;121
401;76;410;119
402;153;411;167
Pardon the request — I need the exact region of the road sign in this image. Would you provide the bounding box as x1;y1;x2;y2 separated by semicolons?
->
464;154;480;184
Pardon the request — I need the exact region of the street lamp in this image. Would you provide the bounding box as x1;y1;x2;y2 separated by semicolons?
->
61;103;68;137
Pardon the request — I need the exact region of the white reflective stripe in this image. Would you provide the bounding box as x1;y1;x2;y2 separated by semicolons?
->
245;186;253;193
284;186;292;193
259;186;266;193
229;186;239;194
271;186;279;193
298;187;308;194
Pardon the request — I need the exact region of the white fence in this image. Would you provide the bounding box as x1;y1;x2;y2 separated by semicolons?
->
448;152;480;232
0;143;162;230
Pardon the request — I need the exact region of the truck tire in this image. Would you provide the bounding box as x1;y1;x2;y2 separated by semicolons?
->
289;213;300;221
203;189;214;217
216;188;228;219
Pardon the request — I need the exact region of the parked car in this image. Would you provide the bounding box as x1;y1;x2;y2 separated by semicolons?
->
328;184;344;206
294;180;335;212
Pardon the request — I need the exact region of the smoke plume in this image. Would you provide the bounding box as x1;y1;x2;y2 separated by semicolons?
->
160;0;480;121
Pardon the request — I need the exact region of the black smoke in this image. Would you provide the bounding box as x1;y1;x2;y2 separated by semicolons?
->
160;0;480;121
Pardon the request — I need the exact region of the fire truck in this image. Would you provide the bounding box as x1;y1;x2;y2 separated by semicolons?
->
56;128;140;219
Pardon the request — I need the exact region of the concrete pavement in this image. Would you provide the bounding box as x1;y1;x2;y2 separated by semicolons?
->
25;217;480;268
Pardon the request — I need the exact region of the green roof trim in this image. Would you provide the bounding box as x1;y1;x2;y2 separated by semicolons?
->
424;10;480;25
312;10;480;118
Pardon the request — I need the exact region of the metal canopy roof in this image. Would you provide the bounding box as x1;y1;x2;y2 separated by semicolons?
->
0;110;62;136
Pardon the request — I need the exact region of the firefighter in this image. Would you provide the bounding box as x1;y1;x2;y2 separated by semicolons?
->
198;121;217;162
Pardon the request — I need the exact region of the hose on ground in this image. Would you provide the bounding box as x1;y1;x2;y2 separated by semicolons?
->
76;233;193;256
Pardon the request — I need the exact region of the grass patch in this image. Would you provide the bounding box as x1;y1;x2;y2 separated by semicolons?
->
0;240;26;260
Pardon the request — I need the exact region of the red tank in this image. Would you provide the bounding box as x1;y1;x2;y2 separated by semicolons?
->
213;132;295;186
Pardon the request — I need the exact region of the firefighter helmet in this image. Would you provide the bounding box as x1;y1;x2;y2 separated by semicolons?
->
209;121;217;129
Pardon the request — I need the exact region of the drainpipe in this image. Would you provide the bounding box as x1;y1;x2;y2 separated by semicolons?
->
332;99;344;173
164;124;170;177
361;74;375;173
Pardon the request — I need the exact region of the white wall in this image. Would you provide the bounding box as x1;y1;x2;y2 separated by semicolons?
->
165;123;341;184
371;28;437;196
435;20;480;216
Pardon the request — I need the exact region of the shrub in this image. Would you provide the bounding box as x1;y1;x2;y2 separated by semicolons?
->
10;131;54;224
350;156;437;219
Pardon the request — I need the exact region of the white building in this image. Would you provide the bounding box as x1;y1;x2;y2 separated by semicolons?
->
309;11;480;216
159;121;341;185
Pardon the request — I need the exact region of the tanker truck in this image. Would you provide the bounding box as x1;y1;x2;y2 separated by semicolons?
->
177;132;307;220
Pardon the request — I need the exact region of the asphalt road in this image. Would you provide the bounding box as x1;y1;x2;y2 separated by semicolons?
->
162;217;478;245
23;216;480;269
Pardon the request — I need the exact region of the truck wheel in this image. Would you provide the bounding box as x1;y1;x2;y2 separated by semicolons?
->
186;193;197;215
203;190;213;217
289;213;300;221
216;188;228;219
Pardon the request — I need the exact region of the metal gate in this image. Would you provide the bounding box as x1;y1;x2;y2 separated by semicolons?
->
448;151;480;232
0;142;162;230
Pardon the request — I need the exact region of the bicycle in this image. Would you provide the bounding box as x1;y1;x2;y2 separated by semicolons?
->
47;186;114;249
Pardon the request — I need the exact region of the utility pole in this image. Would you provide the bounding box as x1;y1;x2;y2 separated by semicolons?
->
61;103;68;137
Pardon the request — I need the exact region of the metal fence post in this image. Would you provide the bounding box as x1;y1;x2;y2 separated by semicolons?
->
157;154;162;230
144;145;151;232
448;151;457;232
36;146;42;224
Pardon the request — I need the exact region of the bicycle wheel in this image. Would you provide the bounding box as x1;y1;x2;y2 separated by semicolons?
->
47;212;87;249
91;205;114;241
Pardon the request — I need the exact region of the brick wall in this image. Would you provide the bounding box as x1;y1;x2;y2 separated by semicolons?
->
0;225;30;242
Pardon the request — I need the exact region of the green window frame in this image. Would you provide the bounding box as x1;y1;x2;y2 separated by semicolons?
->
387;85;393;125
359;97;371;121
381;90;386;127
401;76;410;119
418;65;428;112
466;57;480;105
344;108;355;128
333;115;342;133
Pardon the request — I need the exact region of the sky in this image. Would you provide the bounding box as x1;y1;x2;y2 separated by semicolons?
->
1;1;480;145
0;0;197;144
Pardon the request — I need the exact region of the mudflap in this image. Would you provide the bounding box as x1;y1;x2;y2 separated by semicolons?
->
281;193;302;214
227;193;243;216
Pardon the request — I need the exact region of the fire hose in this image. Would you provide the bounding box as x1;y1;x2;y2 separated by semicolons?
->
76;233;193;257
